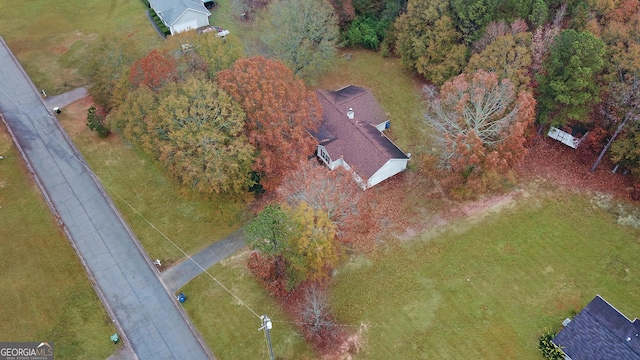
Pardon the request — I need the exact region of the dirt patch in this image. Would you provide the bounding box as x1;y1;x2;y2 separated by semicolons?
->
51;46;68;55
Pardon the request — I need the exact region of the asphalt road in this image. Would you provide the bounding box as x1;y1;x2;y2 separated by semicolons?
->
0;37;214;360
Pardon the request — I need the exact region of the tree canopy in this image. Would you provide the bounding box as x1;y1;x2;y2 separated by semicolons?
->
246;202;340;288
536;29;606;126
466;31;532;90
108;76;255;195
451;0;498;44
81;36;143;111
277;161;365;235
393;0;468;85
260;0;339;79
217;57;321;192
425;70;536;174
129;49;179;91
162;31;245;79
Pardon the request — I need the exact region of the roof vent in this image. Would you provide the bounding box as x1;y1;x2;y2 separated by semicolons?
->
347;108;354;120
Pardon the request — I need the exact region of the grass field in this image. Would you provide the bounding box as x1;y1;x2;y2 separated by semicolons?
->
0;0;161;94
57;98;246;264
0;127;117;358
329;193;640;359
181;251;315;359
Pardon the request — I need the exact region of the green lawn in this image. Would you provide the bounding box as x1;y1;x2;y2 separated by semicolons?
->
0;0;161;94
57;100;246;264
210;0;267;57
0;128;117;358
329;194;640;359
181;251;316;359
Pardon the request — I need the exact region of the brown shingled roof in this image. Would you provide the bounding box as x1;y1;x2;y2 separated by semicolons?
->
313;85;409;181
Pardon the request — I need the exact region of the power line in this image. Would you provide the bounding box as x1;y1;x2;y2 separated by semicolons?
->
0;89;262;320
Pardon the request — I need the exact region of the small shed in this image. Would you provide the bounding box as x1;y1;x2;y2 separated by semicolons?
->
548;126;585;149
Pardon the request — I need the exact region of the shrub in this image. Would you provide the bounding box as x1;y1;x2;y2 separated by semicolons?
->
246;252;288;299
86;105;110;138
539;328;564;360
345;16;389;50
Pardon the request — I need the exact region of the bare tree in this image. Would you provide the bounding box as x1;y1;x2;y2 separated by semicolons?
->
590;77;640;173
425;70;535;171
276;161;363;234
530;1;566;74
299;285;337;338
259;0;339;79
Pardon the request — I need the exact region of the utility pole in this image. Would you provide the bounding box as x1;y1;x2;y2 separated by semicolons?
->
259;315;275;360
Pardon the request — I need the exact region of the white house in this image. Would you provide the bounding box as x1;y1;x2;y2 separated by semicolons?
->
312;85;410;189
149;0;211;35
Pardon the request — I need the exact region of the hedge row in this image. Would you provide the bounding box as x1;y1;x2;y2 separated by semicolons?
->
147;8;171;36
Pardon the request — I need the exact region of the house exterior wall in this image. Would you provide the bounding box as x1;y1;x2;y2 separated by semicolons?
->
367;158;408;188
374;120;390;132
171;10;209;34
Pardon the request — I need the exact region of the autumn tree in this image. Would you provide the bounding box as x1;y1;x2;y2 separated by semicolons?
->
107;86;158;143
260;0;339;79
610;120;640;179
425;70;536;176
327;0;355;28
531;2;566;73
245;204;291;295
286;202;340;286
108;76;254;195
393;0;467;85
471;19;528;53
246;202;340;289
466;30;532;90
277;161;366;237
589;0;640;174
81;36;143;111
536;30;605;127
600;0;640;84
129;49;179;91
217;57;321;191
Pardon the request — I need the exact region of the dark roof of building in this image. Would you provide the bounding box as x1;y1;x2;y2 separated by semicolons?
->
312;85;408;180
553;295;640;360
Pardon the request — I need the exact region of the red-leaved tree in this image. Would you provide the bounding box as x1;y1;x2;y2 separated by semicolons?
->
276;160;370;239
425;70;536;195
129;49;178;91
218;57;321;191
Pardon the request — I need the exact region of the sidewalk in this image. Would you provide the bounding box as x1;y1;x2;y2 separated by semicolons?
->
44;86;87;110
161;229;246;292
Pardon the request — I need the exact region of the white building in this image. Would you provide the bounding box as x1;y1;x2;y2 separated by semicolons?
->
149;0;211;35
